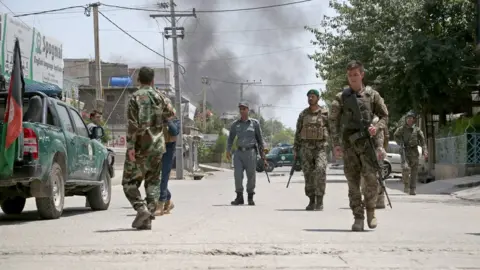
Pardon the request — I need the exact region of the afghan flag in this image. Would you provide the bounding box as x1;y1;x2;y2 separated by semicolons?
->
0;38;25;177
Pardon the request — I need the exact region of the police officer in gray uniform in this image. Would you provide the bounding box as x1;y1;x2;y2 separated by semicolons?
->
226;101;266;206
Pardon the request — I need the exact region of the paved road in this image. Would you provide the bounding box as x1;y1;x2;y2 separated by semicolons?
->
0;169;479;269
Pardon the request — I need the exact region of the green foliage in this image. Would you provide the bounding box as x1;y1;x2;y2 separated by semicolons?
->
437;115;480;137
306;0;477;122
197;142;213;163
271;128;295;145
212;130;227;163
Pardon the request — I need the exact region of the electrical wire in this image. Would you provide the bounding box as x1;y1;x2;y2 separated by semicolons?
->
101;1;312;13
14;5;88;17
97;10;186;74
208;78;325;87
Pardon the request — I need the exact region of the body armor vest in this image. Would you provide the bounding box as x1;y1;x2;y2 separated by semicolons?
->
341;87;375;132
300;108;328;141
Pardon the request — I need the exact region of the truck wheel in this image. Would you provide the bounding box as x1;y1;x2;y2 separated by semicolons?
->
265;161;275;173
86;165;111;211
36;162;65;219
1;196;26;215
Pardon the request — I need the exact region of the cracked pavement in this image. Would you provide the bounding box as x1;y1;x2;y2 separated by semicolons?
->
1;168;479;269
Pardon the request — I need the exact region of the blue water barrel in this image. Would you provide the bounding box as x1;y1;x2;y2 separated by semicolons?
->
109;76;132;87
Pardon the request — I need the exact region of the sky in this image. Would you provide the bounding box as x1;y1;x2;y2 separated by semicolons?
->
2;0;331;129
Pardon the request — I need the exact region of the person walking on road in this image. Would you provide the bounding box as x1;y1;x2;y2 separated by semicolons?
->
155;97;180;216
393;111;428;195
329;60;389;231
122;67;174;230
293;89;329;211
226;101;266;206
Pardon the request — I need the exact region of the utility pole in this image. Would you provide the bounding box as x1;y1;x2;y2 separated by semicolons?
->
150;1;196;180
92;2;104;112
201;76;210;132
239;80;262;102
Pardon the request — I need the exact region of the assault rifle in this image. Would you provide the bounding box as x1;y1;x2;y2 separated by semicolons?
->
400;144;409;170
341;88;392;208
256;145;270;183
286;157;296;188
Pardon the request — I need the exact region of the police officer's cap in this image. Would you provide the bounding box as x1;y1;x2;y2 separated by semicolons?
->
307;89;320;97
238;101;249;108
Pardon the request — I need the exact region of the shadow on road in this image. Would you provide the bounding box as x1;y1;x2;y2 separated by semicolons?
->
0;207;93;226
275;209;308;212
466;233;480;236
303;228;371;233
211;204;253;207
94;228;140;233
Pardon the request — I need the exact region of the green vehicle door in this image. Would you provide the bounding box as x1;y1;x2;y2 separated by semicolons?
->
55;104;82;180
68;108;98;180
278;147;294;166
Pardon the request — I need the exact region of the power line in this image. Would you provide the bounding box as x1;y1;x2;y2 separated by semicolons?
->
14;0;312;18
97;10;186;74
102;1;312;13
208;78;325;87
14;5;88;17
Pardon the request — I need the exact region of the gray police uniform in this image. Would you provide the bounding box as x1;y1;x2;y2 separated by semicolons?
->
227;117;264;195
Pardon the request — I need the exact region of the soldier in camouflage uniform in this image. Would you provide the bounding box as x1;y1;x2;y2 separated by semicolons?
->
122;67;174;230
293;89;329;211
393;111;428;195
329;60;389;231
361;115;387;209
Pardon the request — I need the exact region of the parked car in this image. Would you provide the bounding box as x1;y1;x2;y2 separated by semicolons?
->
256;145;302;173
0;91;115;219
383;141;427;181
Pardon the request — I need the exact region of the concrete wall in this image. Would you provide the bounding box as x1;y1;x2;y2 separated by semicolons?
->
434;164;480;180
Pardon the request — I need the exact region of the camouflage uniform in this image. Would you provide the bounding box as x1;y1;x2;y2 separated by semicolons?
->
293;101;329;211
360;116;387;209
393;112;426;195
122;85;173;230
329;85;388;231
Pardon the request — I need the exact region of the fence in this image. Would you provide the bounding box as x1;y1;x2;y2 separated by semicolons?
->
435;133;480;164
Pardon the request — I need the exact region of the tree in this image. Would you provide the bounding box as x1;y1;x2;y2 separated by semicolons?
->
271;128;295;145
306;0;477;122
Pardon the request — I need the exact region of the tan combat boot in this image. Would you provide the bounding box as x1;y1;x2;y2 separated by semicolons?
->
376;194;386;209
154;201;166;216
409;188;416;196
163;200;175;214
132;206;152;229
314;196;324;211
366;209;377;229
351;219;364;231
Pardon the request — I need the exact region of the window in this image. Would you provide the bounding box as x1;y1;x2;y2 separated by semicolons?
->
387;143;400;154
106;95;115;102
69;109;89;138
56;105;74;133
269;147;280;155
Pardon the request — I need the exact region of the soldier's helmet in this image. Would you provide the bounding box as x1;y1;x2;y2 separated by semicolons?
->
406;111;416;118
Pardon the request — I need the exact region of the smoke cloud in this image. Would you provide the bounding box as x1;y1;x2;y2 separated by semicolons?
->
149;0;315;114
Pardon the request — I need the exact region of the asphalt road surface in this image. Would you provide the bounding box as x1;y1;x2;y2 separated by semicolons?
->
1;168;479;269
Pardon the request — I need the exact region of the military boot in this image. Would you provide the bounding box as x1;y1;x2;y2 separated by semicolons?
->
247;193;255;206
314;195;324;211
163;200;175;214
305;196;315;211
137;217;152;230
132;206;152;229
154;201;166;216
366;209;377;229
231;192;244;205
376;194;386;209
351;219;364;231
409;188;416;196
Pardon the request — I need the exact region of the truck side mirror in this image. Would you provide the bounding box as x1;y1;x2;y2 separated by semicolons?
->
91;126;105;139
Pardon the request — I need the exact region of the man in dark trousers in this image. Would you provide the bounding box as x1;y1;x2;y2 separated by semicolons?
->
226;101;266;206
